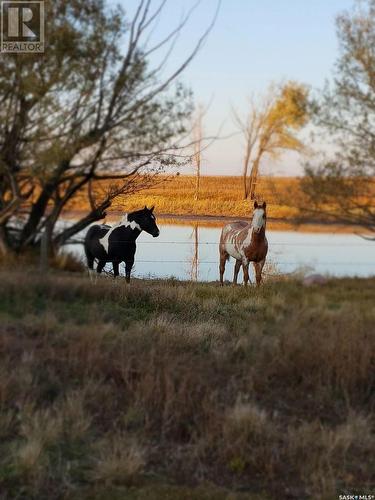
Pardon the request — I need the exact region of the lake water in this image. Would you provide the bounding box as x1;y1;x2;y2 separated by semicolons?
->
64;221;375;282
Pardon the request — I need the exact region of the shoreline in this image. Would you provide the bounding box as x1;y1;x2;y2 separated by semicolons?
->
62;210;367;234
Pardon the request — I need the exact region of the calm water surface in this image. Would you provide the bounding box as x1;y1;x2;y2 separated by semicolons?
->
63;221;375;282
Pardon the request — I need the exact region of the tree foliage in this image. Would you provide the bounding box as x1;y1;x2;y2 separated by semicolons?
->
234;82;308;200
0;0;215;255
302;0;375;237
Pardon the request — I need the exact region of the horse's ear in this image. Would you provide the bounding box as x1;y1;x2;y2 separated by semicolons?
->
144;205;147;210
150;205;155;212
254;201;258;209
262;201;266;209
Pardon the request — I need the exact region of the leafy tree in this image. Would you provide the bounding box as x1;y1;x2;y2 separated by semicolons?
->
302;0;375;238
233;82;308;200
0;0;216;255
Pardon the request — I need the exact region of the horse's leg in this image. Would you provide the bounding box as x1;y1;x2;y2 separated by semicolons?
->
233;259;241;285
254;258;266;287
113;261;119;278
96;260;106;274
88;264;97;283
85;248;95;282
125;258;134;283
242;262;250;286
219;249;228;286
85;251;94;270
85;252;94;279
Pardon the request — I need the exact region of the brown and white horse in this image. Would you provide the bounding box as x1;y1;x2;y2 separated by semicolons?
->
219;201;268;286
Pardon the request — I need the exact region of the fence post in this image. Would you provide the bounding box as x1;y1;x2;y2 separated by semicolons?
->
40;231;49;272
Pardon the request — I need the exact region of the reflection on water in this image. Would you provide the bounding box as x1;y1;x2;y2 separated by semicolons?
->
64;222;375;282
190;224;199;281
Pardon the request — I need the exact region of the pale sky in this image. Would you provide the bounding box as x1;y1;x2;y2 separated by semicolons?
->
120;0;354;176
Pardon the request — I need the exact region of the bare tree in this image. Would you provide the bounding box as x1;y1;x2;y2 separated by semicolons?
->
233;82;309;200
233;96;263;200
0;0;220;256
192;104;206;201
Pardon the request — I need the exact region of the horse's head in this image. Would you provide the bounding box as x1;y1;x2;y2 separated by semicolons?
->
251;201;267;233
128;206;160;237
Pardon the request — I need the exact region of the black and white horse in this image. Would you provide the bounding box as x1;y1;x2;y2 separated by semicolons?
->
84;206;160;282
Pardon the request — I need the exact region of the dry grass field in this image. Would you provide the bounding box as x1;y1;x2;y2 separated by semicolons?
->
0;267;374;499
67;176;303;220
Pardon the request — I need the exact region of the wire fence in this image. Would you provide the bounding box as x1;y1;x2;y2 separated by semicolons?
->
58;233;374;278
63;239;375;267
68;240;375;247
35;219;375;278
66;239;375;250
112;260;375;266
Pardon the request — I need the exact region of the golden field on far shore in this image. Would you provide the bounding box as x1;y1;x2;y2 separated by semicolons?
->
67;175;303;220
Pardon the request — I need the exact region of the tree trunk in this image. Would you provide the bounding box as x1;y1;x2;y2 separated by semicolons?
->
0;236;8;257
18;160;71;249
0;226;10;257
249;156;261;200
194;161;200;201
242;145;252;199
243;169;249;199
19;183;55;248
39;231;50;272
193;106;203;201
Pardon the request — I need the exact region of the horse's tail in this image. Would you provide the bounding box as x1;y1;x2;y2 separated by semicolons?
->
84;224;106;269
84;233;95;270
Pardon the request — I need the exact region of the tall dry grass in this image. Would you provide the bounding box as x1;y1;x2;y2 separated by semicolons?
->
67;175;303;220
0;268;374;499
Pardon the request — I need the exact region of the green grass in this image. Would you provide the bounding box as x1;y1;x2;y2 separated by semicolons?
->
0;268;374;499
